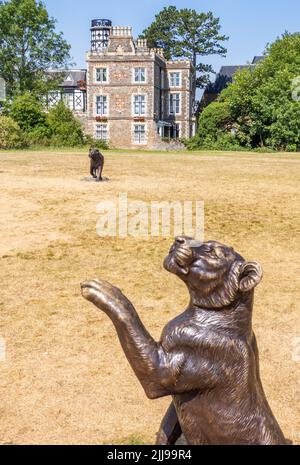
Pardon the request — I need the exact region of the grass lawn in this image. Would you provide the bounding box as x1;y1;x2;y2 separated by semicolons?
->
0;149;299;445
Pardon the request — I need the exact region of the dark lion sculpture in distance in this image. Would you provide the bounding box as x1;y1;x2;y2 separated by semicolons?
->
89;148;104;182
81;237;289;445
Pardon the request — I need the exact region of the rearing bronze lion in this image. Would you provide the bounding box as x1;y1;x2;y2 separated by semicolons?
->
81;237;289;445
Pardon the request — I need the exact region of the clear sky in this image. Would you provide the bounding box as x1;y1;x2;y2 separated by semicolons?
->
44;0;300;75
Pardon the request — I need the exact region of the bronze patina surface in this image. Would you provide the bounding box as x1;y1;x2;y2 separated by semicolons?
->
88;148;104;182
81;237;289;445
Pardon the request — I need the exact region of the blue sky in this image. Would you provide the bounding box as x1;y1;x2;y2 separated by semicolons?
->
44;0;300;76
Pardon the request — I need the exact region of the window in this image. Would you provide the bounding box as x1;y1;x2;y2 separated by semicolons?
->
95;124;108;141
96;95;108;115
170;72;181;87
133;124;146;144
169;93;180;115
63;92;74;110
96;68;107;83
134;67;146;83
133;95;146;115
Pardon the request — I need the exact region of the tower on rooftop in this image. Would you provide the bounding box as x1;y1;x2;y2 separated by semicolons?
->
90;19;112;52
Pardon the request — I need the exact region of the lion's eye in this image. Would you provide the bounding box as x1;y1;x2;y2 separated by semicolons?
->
201;246;211;254
209;248;220;259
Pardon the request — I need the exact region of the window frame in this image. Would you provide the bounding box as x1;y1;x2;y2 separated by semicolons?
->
95;67;108;84
133;124;147;144
95;123;109;141
132;94;147;116
169;71;181;88
169;92;181;115
133;67;147;84
95;94;109;116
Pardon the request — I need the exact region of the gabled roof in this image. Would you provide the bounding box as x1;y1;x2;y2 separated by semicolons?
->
202;55;265;98
46;69;87;87
218;64;254;79
59;70;87;87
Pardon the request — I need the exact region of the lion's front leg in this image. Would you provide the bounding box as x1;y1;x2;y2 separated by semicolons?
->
81;279;172;399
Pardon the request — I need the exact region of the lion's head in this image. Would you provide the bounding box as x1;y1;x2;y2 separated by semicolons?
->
164;237;263;309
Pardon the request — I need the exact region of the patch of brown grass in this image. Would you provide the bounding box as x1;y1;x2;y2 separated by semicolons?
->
0;149;299;444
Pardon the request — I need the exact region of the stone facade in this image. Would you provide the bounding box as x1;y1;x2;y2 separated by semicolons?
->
85;21;197;149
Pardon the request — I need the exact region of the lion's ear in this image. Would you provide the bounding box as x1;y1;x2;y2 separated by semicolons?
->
239;261;263;292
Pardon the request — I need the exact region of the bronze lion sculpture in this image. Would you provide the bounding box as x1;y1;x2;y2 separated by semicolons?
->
81;237;289;445
89;148;104;182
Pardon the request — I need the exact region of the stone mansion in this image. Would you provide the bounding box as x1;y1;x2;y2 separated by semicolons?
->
47;19;197;149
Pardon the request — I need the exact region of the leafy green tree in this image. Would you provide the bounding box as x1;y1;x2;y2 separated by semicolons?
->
8;92;46;131
0;0;71;97
192;33;300;151
139;6;179;61
140;6;228;88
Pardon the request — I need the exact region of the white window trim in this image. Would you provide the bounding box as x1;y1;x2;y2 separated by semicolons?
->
95;94;109;116
169;92;181;116
132;123;147;145
94;67;109;84
132;93;147;116
94;122;109;142
132;67;147;84
169;71;182;88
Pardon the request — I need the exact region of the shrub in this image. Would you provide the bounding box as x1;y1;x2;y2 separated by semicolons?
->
26;124;52;146
0;115;26;149
198;101;232;137
186;101;245;151
8;92;46;132
46;101;85;146
83;135;109;150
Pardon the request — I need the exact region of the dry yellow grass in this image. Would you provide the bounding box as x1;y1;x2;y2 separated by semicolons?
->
0;149;299;445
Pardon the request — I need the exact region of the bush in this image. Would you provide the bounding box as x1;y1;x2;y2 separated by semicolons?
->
8;92;46;132
46;101;85;146
193;32;300;152
0;115;26;149
84;135;109;150
186;101;245;151
26;124;52;146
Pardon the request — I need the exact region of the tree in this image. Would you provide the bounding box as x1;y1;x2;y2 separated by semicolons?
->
8;92;46;131
192;33;300;151
140;7;228;88
46;101;85;146
0;0;71;97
